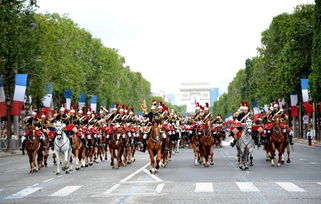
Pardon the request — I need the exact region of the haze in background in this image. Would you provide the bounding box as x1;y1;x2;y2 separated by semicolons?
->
37;0;314;96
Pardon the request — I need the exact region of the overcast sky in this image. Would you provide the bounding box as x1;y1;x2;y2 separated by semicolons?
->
37;0;314;96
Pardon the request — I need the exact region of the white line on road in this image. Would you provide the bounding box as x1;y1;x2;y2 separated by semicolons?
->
50;186;82;197
143;169;163;182
155;183;165;193
0;189;3;192
104;184;120;194
276;182;305;192
120;163;150;183
5;187;42;199
30;183;39;187
317;182;321;186
43;178;55;183
195;182;213;192
236;182;259;192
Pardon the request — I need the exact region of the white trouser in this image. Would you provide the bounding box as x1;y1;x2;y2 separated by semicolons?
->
143;134;147;139
21;136;26;143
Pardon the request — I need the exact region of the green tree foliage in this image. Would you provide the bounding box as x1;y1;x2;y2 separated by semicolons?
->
309;0;321;102
0;2;152;113
212;4;318;118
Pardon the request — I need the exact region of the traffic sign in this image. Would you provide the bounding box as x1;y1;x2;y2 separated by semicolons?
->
303;115;309;124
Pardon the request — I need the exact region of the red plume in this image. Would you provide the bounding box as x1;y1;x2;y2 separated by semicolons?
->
205;102;209;108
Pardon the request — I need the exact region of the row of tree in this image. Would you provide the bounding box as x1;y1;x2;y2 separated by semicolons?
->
211;3;321;118
0;0;151;113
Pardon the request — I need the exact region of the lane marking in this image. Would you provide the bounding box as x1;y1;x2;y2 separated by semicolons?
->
317;182;321;186
0;189;3;192
121;181;160;184
195;182;213;193
43;178;55;183
5;187;42;199
276;182;305;192
30;183;39;187
50;185;82;197
142;169;163;182
155;183;165;193
104;184;120;194
120;163;149;183
236;182;259;192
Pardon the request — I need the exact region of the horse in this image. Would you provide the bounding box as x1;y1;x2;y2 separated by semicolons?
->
109;126;124;169
53;122;72;175
147;122;162;174
199;120;215;167
24;126;42;173
269;116;287;167
161;130;171;167
97;128;107;162
73;129;86;170
213;124;224;148
190;124;201;166
41;129;50;168
236;119;254;170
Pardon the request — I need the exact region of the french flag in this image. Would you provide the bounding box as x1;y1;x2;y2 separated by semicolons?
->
78;93;86;109
290;94;298;117
301;79;314;113
42;83;54;108
90;95;97;112
11;74;28;116
42;83;54;117
0;75;7;117
252;101;260;121
64;89;72;111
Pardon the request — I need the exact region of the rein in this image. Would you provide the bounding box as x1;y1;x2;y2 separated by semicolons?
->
54;136;69;152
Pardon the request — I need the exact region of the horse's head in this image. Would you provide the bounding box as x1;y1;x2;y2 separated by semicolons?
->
54;122;65;140
151;123;160;140
27;126;37;141
245;119;253;134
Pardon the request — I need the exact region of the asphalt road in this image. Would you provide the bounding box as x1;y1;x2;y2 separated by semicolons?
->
0;141;320;204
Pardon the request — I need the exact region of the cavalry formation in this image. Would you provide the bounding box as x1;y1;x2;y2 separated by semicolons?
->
20;99;292;175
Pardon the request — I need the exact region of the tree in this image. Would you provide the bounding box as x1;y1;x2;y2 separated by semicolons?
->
309;0;321;102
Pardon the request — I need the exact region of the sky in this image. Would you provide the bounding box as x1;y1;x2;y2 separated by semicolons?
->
37;0;314;96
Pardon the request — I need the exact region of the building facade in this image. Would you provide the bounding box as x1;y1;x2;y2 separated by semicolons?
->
178;82;211;113
210;88;219;105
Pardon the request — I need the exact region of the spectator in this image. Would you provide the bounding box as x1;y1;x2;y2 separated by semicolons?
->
307;128;313;146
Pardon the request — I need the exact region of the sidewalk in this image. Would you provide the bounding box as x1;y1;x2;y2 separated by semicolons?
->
293;138;321;147
0;149;22;158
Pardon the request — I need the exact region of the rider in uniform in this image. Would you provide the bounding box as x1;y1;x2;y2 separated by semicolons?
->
141;99;161;152
230;101;250;147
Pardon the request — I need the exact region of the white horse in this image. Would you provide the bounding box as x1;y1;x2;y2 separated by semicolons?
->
236;119;255;171
54;122;72;175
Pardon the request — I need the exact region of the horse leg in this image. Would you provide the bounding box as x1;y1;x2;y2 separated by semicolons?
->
27;152;33;173
116;148;122;169
286;144;291;163
53;153;57;166
55;151;61;175
156;148;162;171
32;150;38;172
148;150;155;174
210;145;214;166
110;147;115;168
270;143;275;167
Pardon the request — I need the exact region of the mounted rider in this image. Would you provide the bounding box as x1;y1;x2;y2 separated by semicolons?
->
264;101;292;145
22;110;45;151
141;99;163;152
230;101;252;147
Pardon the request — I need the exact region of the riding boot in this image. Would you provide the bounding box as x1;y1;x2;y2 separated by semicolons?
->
69;137;74;149
289;135;293;145
81;138;88;148
20;140;25;155
162;138;166;151
230;138;237;147
40;139;45;151
141;139;147;152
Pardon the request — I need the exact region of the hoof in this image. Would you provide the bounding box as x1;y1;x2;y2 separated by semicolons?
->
250;163;253;167
66;171;70;174
76;167;80;171
277;163;281;167
89;163;93;166
287;160;291;164
210;162;214;166
85;164;88;167
56;172;61;175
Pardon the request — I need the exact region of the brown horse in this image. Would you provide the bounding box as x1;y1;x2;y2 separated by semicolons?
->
191;129;201;166
97;129;107;162
73;132;86;170
25;127;43;173
161;131;171;167
41;130;50;168
109;127;124;169
269;116;287;167
147;123;162;174
199;121;215;167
